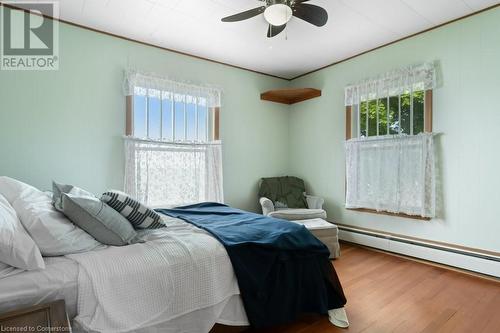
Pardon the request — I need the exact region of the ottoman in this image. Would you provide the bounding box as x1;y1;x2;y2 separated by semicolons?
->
290;218;340;259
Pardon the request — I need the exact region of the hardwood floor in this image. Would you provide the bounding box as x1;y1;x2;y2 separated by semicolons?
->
212;242;500;333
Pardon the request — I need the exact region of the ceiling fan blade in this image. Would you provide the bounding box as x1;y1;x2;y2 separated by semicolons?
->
292;3;328;27
221;6;266;22
267;24;286;38
294;0;311;3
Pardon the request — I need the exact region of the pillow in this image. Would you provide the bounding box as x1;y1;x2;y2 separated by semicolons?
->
0;177;103;256
61;193;138;246
52;181;95;211
0;262;24;279
0;193;44;270
0;176;33;204
101;191;164;229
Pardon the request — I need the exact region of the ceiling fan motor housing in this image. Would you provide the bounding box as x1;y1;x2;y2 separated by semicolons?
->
264;0;293;26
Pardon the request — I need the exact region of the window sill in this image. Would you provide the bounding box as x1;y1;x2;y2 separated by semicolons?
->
346;208;431;221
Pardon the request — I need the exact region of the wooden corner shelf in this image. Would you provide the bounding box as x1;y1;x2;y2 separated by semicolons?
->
260;88;321;105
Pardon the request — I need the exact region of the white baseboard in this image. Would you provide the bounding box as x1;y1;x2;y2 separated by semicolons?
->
338;227;500;278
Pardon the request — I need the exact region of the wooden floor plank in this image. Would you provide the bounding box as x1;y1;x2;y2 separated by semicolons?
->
212;243;500;333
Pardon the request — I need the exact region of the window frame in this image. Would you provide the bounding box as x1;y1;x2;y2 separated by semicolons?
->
345;90;433;220
125;94;220;142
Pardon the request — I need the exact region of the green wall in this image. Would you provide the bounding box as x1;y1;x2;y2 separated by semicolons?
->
0;8;290;212
289;7;500;252
2;7;500;251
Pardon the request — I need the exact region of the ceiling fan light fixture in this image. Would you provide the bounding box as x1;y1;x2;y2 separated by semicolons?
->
221;1;328;38
264;4;292;26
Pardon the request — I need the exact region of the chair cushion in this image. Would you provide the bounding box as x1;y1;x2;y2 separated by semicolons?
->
268;208;327;220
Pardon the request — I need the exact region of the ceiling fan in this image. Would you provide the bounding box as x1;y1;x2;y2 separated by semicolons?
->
221;0;328;38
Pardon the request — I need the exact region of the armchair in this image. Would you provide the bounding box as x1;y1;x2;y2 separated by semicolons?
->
259;176;341;259
258;176;327;221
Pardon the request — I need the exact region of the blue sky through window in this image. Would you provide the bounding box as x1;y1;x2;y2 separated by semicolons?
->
133;89;210;142
162;98;173;140
174;100;185;141
148;96;161;139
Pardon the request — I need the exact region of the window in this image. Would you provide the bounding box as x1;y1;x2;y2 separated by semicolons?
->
349;89;432;139
123;71;223;207
127;87;219;142
344;63;437;219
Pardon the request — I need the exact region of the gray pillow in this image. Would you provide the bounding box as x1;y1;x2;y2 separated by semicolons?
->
61;194;138;246
52;181;95;212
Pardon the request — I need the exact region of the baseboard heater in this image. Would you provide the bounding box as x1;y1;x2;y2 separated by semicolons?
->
337;225;500;278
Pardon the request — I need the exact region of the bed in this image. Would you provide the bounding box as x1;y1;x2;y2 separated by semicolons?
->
0;175;347;332
0;217;249;333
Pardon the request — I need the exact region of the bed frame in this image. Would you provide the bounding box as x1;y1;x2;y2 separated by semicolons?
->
0;300;70;332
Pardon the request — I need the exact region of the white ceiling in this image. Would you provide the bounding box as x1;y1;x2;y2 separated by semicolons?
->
23;0;500;79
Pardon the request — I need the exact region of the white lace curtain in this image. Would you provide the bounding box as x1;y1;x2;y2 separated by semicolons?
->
124;137;224;207
123;70;222;107
345;62;436;106
345;134;436;218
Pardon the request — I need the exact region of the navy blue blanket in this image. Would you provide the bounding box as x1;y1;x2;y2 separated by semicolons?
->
156;202;346;328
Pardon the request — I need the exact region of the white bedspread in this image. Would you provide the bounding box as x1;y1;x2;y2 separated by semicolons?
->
68;219;244;333
0;257;78;317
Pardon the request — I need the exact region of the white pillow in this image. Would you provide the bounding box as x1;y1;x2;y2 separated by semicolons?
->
0;177;104;256
0;193;45;270
0;262;24;279
0;176;28;204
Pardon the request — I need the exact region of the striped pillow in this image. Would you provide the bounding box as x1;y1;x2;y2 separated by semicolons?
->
101;191;164;229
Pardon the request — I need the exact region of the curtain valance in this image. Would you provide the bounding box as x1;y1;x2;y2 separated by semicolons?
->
123;70;222;108
344;62;436;106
